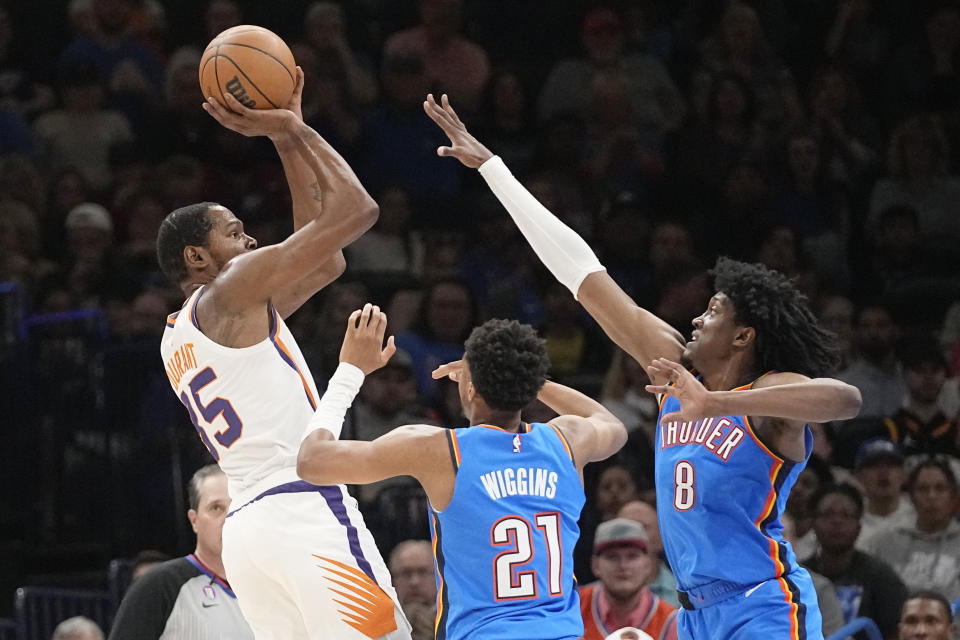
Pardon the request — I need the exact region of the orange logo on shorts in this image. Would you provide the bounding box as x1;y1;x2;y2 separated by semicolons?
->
314;555;398;638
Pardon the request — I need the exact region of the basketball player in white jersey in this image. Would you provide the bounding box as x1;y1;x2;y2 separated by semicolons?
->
157;71;410;640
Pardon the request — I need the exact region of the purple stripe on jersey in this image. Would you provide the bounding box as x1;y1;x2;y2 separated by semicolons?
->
226;480;376;583
189;287;204;330
317;484;376;583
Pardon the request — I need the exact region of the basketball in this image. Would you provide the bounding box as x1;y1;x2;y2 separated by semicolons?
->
200;25;296;110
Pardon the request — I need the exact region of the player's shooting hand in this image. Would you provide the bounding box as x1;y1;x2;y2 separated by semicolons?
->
283;66;305;122
339;303;397;375
423;93;494;169
645;358;716;424
432;360;465;383
202;93;297;138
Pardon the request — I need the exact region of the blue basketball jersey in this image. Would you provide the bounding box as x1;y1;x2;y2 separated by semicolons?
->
430;422;585;640
655;374;812;593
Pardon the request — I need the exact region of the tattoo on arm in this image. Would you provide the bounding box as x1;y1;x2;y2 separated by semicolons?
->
311;181;322;203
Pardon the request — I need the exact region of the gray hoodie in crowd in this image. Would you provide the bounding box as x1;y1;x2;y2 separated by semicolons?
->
863;519;960;601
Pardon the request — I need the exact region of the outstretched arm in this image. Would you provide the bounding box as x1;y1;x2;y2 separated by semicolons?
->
297;305;452;504
423;93;684;381
200;94;378;315
646;359;862;425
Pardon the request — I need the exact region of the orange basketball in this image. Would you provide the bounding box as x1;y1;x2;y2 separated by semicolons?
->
200;25;296;110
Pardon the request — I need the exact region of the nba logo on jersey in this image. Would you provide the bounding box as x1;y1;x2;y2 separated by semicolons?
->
512;433;522;453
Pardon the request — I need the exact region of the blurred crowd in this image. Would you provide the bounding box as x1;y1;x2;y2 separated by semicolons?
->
2;0;960;635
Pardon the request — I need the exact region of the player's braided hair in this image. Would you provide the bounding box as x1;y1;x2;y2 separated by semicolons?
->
156;202;217;284
710;257;840;377
464;319;550;412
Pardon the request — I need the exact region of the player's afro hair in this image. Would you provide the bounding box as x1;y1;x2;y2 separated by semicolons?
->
464;319;550;412
156;202;217;284
711;257;840;377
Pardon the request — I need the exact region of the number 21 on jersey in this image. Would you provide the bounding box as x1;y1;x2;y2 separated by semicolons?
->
178;366;243;461
492;512;563;600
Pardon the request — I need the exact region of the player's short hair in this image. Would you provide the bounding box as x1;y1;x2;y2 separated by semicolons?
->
156;202;218;284
903;589;953;622
464;319;550;412
906;456;958;494
808;482;864;518
187;464;224;511
710;257;840;377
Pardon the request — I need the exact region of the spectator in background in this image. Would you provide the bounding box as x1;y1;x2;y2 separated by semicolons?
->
596;463;641;524
897;590;956;640
579;518;678;640
344;184;424;281
785;454;834;560
802;483;908;639
0;199;54;293
854;439;916;549
52;616;104;640
666;71;765;205
838;302;906;419
691;2;798;131
129;549;171;582
383;0;490;115
358;52;461;207
538;7;685;137
303;1;377;107
33;60;134;193
109;465;253;640
539;280;610;385
203;0;240;43
770;126;849;285
881;337;959;460
395;278;475;401
476;67;536;176
651;260;710;337
617;500;678;608
819;294;856;370
58;0;164;125
388;540;436;640
868;113;960;243
863;457;960;601
600;349;658;443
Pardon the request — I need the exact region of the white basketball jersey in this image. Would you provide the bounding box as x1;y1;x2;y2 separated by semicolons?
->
160;286;320;499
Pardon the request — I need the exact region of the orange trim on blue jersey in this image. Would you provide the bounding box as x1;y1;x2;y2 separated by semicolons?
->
776;576;802;640
547;422;575;462
446;430;462;469
475;423;522;433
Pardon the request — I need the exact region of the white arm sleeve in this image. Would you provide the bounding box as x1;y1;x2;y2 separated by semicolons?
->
478;155;605;299
301;362;365;442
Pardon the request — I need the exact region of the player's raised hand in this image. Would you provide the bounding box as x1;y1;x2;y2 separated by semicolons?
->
645;358;715;424
202;92;297;138
282;66;306;121
423;93;494;168
432;359;465;383
339;303;397;375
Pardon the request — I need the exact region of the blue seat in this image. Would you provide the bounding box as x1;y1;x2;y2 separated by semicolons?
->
14;586;113;640
825;616;883;640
